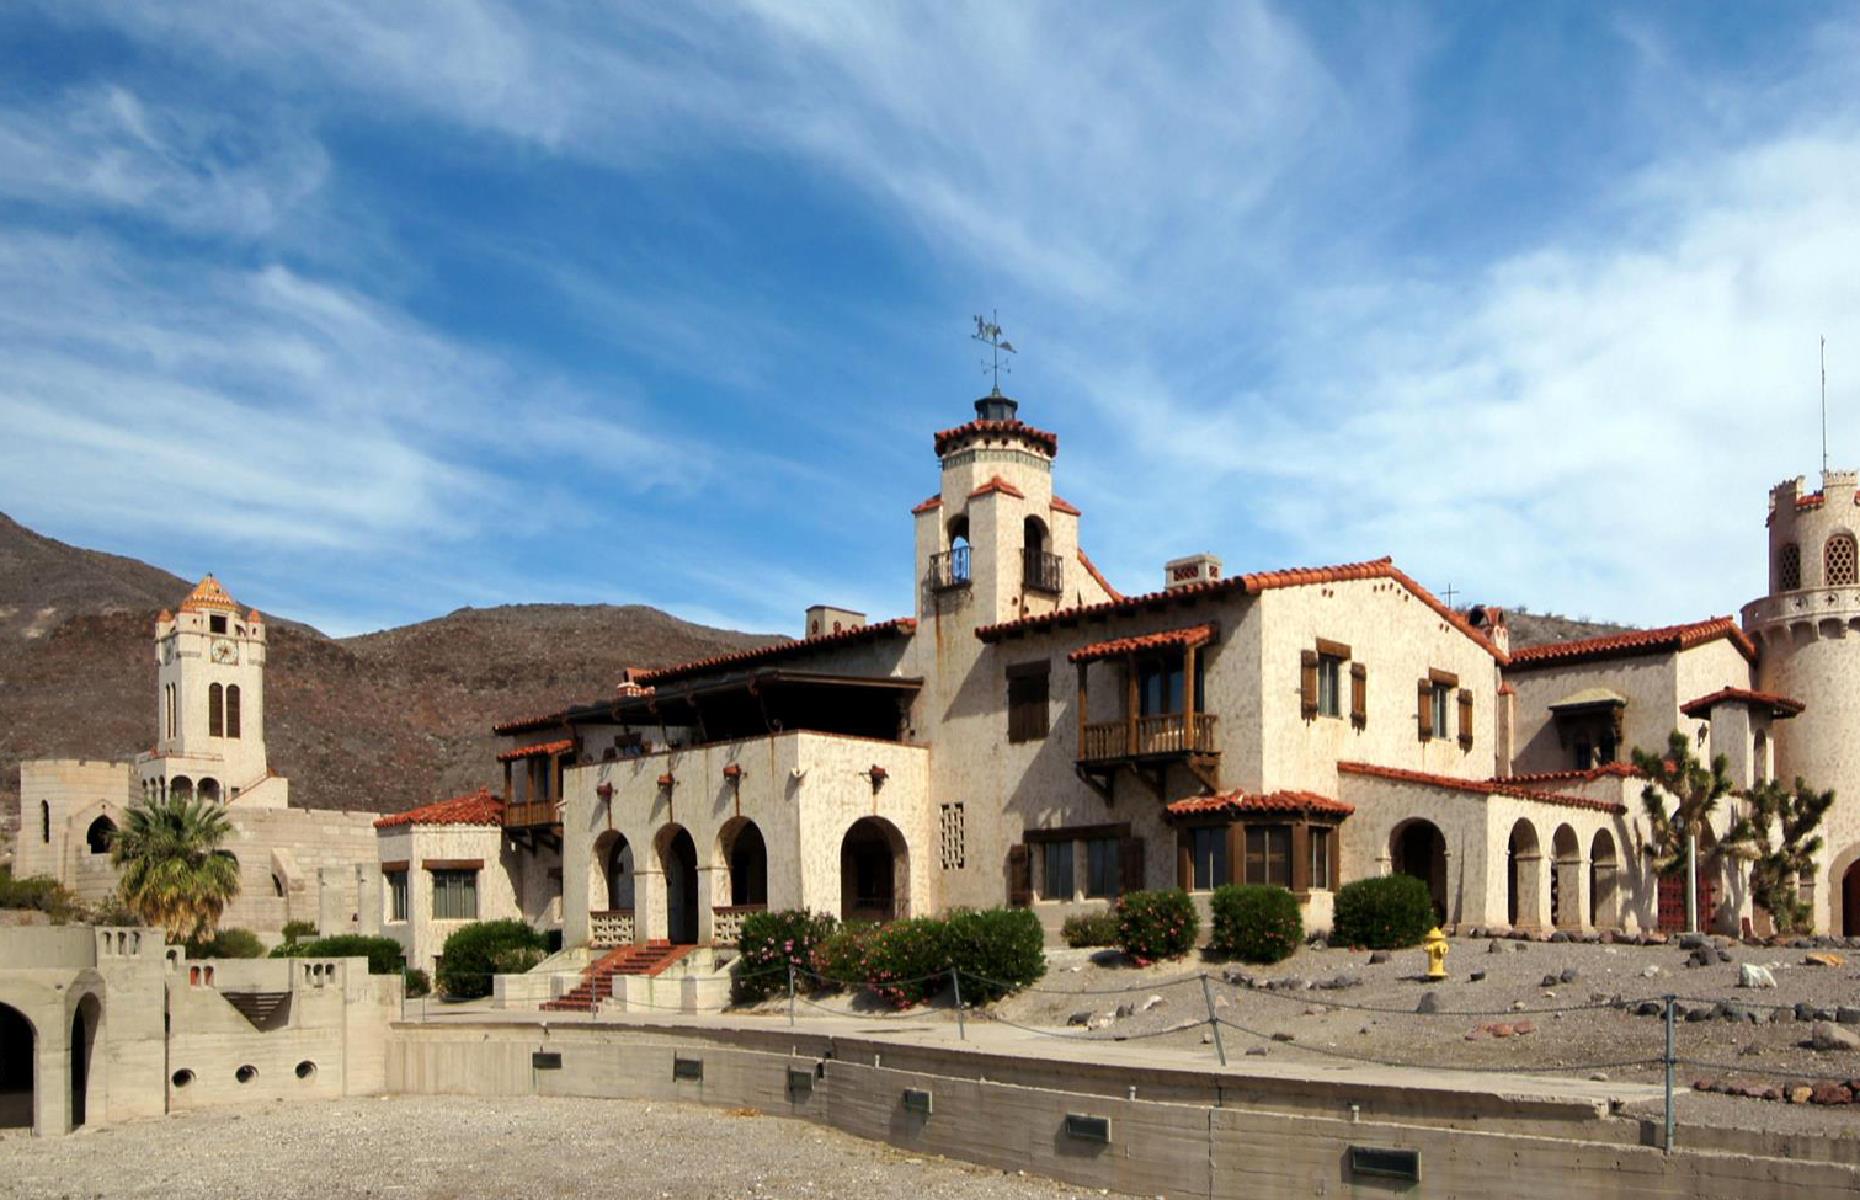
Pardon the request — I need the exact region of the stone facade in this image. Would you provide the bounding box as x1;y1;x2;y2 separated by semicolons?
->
14;577;377;939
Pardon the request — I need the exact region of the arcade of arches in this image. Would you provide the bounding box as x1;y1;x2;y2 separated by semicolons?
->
0;1002;31;1130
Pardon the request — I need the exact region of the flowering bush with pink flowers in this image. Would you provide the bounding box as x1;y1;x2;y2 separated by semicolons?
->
1115;889;1200;964
733;909;837;1003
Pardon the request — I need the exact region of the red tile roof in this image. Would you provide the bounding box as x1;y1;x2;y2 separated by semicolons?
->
1338;762;1626;814
492;709;572;736
1501;763;1644;785
911;495;942;514
933;418;1058;458
977;556;1505;661
495;738;574;763
1050;495;1082;516
1165;789;1354;818
1069;622;1217;664
1076;549;1123;602
1793;490;1860;512
179;574;240;614
969;475;1026;500
1506;617;1755;669
1680;686;1805;720
634;617;917;686
375;787;504;829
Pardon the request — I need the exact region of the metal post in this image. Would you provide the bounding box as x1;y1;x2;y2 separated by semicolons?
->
1663;994;1676;1154
1200;974;1227;1066
951;967;966;1041
1686;829;1699;935
787;963;796;1028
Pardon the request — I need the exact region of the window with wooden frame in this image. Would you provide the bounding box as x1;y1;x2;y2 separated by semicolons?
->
386;870;408;922
430;869;478;920
1301;638;1351;720
1084;837;1120;898
1187;826;1229;891
1418;669;1457;741
1040;840;1074;900
1244;825;1293;887
1006;661;1050;743
1308;827;1333;890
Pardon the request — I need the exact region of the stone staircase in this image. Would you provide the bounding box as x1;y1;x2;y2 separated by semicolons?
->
540;941;693;1012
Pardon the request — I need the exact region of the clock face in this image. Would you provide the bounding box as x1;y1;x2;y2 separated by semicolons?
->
210;639;238;665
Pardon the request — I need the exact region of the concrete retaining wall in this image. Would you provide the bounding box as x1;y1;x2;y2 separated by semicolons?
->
386;1022;1857;1199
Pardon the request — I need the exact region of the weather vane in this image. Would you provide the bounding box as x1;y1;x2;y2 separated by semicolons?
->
972;311;1016;395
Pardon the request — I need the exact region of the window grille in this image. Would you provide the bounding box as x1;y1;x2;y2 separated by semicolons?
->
1779;541;1802;590
939;803;965;870
1827;534;1857;586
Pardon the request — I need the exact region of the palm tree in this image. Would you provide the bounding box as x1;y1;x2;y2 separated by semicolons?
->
112;794;242;943
1632;730;1732;934
1726;776;1835;935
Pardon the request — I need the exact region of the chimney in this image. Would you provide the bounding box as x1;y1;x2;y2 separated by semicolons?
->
805;606;866;639
1164;554;1223;592
1466;605;1510;655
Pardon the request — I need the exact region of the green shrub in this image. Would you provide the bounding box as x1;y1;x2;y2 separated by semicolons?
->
403;968;431;998
734;909;837;1003
297;934;407;975
861;917;950;1008
1115;889;1199;964
1060;911;1121;948
490;945;545;975
1331;874;1436;950
281;920;318;944
436;920;547;999
187;927;265;959
942;908;1045;1003
268;940;313;958
813;922;879;990
1209;885;1303;964
0;867;86;923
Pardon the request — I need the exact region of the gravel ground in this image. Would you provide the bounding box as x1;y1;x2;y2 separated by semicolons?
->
0;1096;1116;1200
743;936;1860;1140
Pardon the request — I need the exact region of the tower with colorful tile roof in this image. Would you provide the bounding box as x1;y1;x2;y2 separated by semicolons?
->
144;575;280;808
1742;468;1860;934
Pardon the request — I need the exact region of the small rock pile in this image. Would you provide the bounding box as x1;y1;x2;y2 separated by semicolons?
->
1693;1078;1860;1106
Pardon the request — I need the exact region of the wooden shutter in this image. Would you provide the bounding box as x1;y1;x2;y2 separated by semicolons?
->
1457;688;1475;749
1300;650;1319;720
1417;678;1434;740
1349;663;1367;728
1007;844;1032;906
1119;836;1145;894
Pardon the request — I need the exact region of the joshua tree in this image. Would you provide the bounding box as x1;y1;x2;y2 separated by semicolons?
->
112;793;241;943
1632;731;1733;933
1726;777;1835;935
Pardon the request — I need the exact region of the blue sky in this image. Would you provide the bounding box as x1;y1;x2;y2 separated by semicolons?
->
3;4;1859;637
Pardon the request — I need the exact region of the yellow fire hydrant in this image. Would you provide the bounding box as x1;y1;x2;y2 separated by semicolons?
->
1423;927;1449;980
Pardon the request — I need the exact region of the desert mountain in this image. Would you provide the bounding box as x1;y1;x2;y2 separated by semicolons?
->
0;514;782;823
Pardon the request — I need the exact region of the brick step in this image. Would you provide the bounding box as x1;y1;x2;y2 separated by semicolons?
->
539;942;697;1011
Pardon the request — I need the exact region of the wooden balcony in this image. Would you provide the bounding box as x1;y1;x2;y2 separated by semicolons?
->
1023;548;1063;594
1077;712;1219;802
504;800;558;829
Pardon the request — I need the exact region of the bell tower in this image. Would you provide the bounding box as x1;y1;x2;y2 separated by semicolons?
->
150;575;270;802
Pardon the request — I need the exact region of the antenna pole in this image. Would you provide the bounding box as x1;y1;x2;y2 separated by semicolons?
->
1822;336;1829;474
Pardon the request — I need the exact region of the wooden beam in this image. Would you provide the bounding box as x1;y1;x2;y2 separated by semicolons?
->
1075;764;1114;806
1187;756;1220;796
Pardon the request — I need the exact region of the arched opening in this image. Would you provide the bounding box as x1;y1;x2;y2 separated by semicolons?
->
85;816;116;856
1589;830;1620;929
1551;824;1582;930
1389;819;1448;922
270;873;285;898
40;800;50;844
658;826;699;944
595;832;635;911
1507;819;1543;929
841;816;908;924
0;1002;33;1131
721;819;768;908
170;775;194;803
226;685;241;739
197;778;221;804
1021;515;1057;592
1778;541;1802;591
945;515;972;586
1753;729;1770;784
70;993;100;1129
1839;855;1860;939
208;683;224;737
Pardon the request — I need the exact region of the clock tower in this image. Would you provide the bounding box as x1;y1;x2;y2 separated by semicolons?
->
145;575;274;805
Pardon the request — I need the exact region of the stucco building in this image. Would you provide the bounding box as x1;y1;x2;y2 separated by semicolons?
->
15;577;378;939
471;388;1849;972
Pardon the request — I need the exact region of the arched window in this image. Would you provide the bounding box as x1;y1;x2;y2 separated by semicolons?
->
1022;515;1058;593
40;800;50;844
1827;533;1857;587
208;684;224;737
225;685;241;739
85;817;116;855
1778;542;1802;591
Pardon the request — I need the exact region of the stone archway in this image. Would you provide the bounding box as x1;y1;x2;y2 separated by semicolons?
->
1551;824;1582;930
1389;819;1448;922
594;832;635;912
69;993;100;1130
85;816;116;856
1842;857;1860;940
719;819;768;908
1507;819;1543;930
657;826;699;945
1589;830;1620;929
841;817;908;924
0;1002;32;1131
